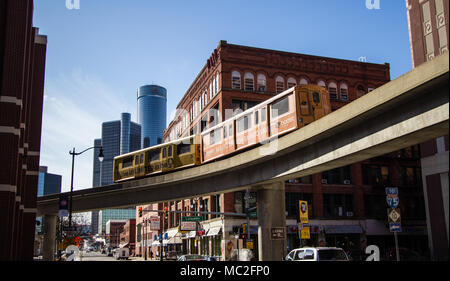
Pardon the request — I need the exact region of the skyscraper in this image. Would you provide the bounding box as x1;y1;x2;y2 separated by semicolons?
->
137;85;167;148
91;113;141;234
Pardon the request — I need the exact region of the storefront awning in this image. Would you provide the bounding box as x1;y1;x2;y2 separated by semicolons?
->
206;226;222;237
182;231;196;239
151;240;160;246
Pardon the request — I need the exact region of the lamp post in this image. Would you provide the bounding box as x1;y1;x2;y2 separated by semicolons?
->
68;146;104;230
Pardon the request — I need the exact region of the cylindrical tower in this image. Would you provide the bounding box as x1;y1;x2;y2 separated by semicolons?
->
120;112;131;154
137;85;167;148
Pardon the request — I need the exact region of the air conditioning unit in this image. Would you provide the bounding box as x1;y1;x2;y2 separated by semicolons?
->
321;179;328;184
343;180;351;185
346;211;354;217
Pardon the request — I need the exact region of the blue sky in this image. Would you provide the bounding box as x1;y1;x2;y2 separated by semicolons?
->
33;0;412;192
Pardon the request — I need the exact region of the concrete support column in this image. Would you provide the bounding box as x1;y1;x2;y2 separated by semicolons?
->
256;181;286;261
42;214;56;261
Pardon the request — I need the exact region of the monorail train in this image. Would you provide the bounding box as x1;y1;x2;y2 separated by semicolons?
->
113;85;331;183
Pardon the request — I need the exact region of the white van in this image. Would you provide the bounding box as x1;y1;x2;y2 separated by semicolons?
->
285;247;349;261
114;248;129;260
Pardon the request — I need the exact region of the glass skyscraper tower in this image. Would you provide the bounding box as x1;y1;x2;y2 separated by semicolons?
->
91;113;141;234
137;85;167;148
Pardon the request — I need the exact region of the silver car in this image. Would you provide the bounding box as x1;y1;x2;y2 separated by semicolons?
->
285;247;349;261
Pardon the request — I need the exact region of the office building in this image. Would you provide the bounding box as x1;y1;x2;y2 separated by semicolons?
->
137;85;167;148
92;113;141;234
0;0;47;260
406;0;449;260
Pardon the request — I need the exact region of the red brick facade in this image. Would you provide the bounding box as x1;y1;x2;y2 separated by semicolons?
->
0;0;47;261
406;0;449;261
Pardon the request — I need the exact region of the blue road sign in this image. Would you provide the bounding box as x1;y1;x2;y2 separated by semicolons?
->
386;187;399;208
389;222;402;232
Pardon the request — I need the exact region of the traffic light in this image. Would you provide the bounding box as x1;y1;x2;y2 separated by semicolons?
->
240;223;247;239
138;207;142;217
164;206;168;219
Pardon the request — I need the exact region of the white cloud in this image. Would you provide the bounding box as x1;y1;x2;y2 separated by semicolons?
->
39;69;136;192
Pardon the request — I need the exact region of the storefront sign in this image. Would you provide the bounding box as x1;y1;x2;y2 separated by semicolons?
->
180;221;197;231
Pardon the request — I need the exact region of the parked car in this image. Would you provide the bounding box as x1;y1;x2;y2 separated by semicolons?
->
177;254;208;261
285;247;349;261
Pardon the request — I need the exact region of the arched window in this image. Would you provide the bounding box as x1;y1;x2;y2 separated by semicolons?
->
215;73;220;94
299;78;308;85
276;76;285;93
328;82;338;100
317;80;326;89
232;71;241;90
340;83;348;101
244;72;254;91
287;77;297;89
257;74;267;92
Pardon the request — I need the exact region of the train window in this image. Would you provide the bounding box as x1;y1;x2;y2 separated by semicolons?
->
140;153;144;164
254;111;259;125
261;108;266;122
148;149;160;162
168;146;172;157
237;115;250;133
313;92;320;103
271;96;289;118
122;157;133;168
210;130;215;145
135;155;139;165
162;148;167;158
177;143;191;155
223;126;227;138
229;124;233;136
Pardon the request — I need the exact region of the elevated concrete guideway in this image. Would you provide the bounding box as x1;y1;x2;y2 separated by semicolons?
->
37;52;449;215
38;53;448;260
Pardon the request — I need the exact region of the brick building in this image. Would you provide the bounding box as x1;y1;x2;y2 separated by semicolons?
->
0;0;47;260
105;220;127;248
140;40;428;260
406;0;449;260
119;219;136;255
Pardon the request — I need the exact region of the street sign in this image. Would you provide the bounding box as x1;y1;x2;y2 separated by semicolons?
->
150;216;160;230
182;216;203;222
389;222;402;232
246;240;254;250
388;208;401;223
270;227;286;240
385;187;399;208
299;200;309;224
300;227;311;239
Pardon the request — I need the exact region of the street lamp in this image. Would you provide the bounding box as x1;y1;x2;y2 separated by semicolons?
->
68;146;104;229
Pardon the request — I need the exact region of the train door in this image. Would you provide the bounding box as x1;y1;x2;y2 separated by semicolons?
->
223;121;235;155
161;145;174;172
236;113;253;150
297;87;314;128
255;107;269;144
134;152;145;178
